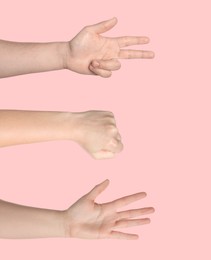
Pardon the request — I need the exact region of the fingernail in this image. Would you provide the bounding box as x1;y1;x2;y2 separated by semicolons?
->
93;61;100;67
150;52;155;58
144;37;150;43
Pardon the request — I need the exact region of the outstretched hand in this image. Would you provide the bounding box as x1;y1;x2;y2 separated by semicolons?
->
66;17;155;77
63;180;155;240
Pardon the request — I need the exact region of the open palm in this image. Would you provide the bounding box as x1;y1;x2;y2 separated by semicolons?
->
66;18;154;77
64;180;154;240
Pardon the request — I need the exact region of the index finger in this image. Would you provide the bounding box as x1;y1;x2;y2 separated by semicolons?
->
109;192;147;209
116;36;150;48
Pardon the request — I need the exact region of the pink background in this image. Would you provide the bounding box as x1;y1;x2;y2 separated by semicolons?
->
0;0;211;259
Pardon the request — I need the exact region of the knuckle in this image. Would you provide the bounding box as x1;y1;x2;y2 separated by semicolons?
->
97;62;102;69
107;111;114;117
111;138;118;146
104;116;115;124
103;111;114;119
83;26;89;31
89;65;95;72
117;62;121;69
106;124;117;132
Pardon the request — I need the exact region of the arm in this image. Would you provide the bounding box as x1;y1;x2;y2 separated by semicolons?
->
0;199;64;239
0;110;123;159
0;180;155;239
0;40;67;78
0;17;154;78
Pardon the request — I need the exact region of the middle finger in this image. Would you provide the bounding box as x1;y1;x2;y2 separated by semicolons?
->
117;207;155;219
119;49;155;59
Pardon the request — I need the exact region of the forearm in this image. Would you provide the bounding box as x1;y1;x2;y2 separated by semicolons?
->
0;40;68;78
0;110;75;147
0;199;65;239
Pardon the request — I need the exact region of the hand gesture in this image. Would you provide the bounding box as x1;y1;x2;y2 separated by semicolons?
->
64;180;155;240
66;17;155;77
70;111;123;159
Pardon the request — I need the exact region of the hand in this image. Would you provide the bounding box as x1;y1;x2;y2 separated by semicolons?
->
69;111;123;159
63;180;154;240
65;17;155;78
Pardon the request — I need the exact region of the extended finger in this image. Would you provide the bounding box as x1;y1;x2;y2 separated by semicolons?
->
114;218;151;229
110;192;147;209
87;179;110;200
109;231;139;240
91;59;121;71
117;36;150;48
117;207;155;219
89;65;112;78
118;50;155;59
88;17;118;34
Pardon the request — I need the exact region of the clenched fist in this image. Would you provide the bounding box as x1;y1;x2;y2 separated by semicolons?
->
69;111;123;159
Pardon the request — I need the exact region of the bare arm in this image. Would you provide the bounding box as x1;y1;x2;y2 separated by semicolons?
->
0;180;155;239
0;110;72;145
0;40;67;78
0;110;123;159
0;199;64;239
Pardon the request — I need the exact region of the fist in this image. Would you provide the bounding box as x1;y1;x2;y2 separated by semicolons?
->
71;111;123;159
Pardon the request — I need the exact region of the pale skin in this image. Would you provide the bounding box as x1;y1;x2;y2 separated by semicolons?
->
0;17;155;158
0;17;154;78
0;18;155;238
0;110;123;159
0;180;155;239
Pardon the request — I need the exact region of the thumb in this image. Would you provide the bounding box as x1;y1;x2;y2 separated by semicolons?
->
92;150;115;159
87;179;110;200
89;17;118;34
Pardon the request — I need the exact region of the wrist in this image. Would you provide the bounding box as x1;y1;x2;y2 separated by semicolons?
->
62;112;84;142
62;209;72;238
56;41;70;70
56;210;68;238
46;209;67;238
59;41;72;70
